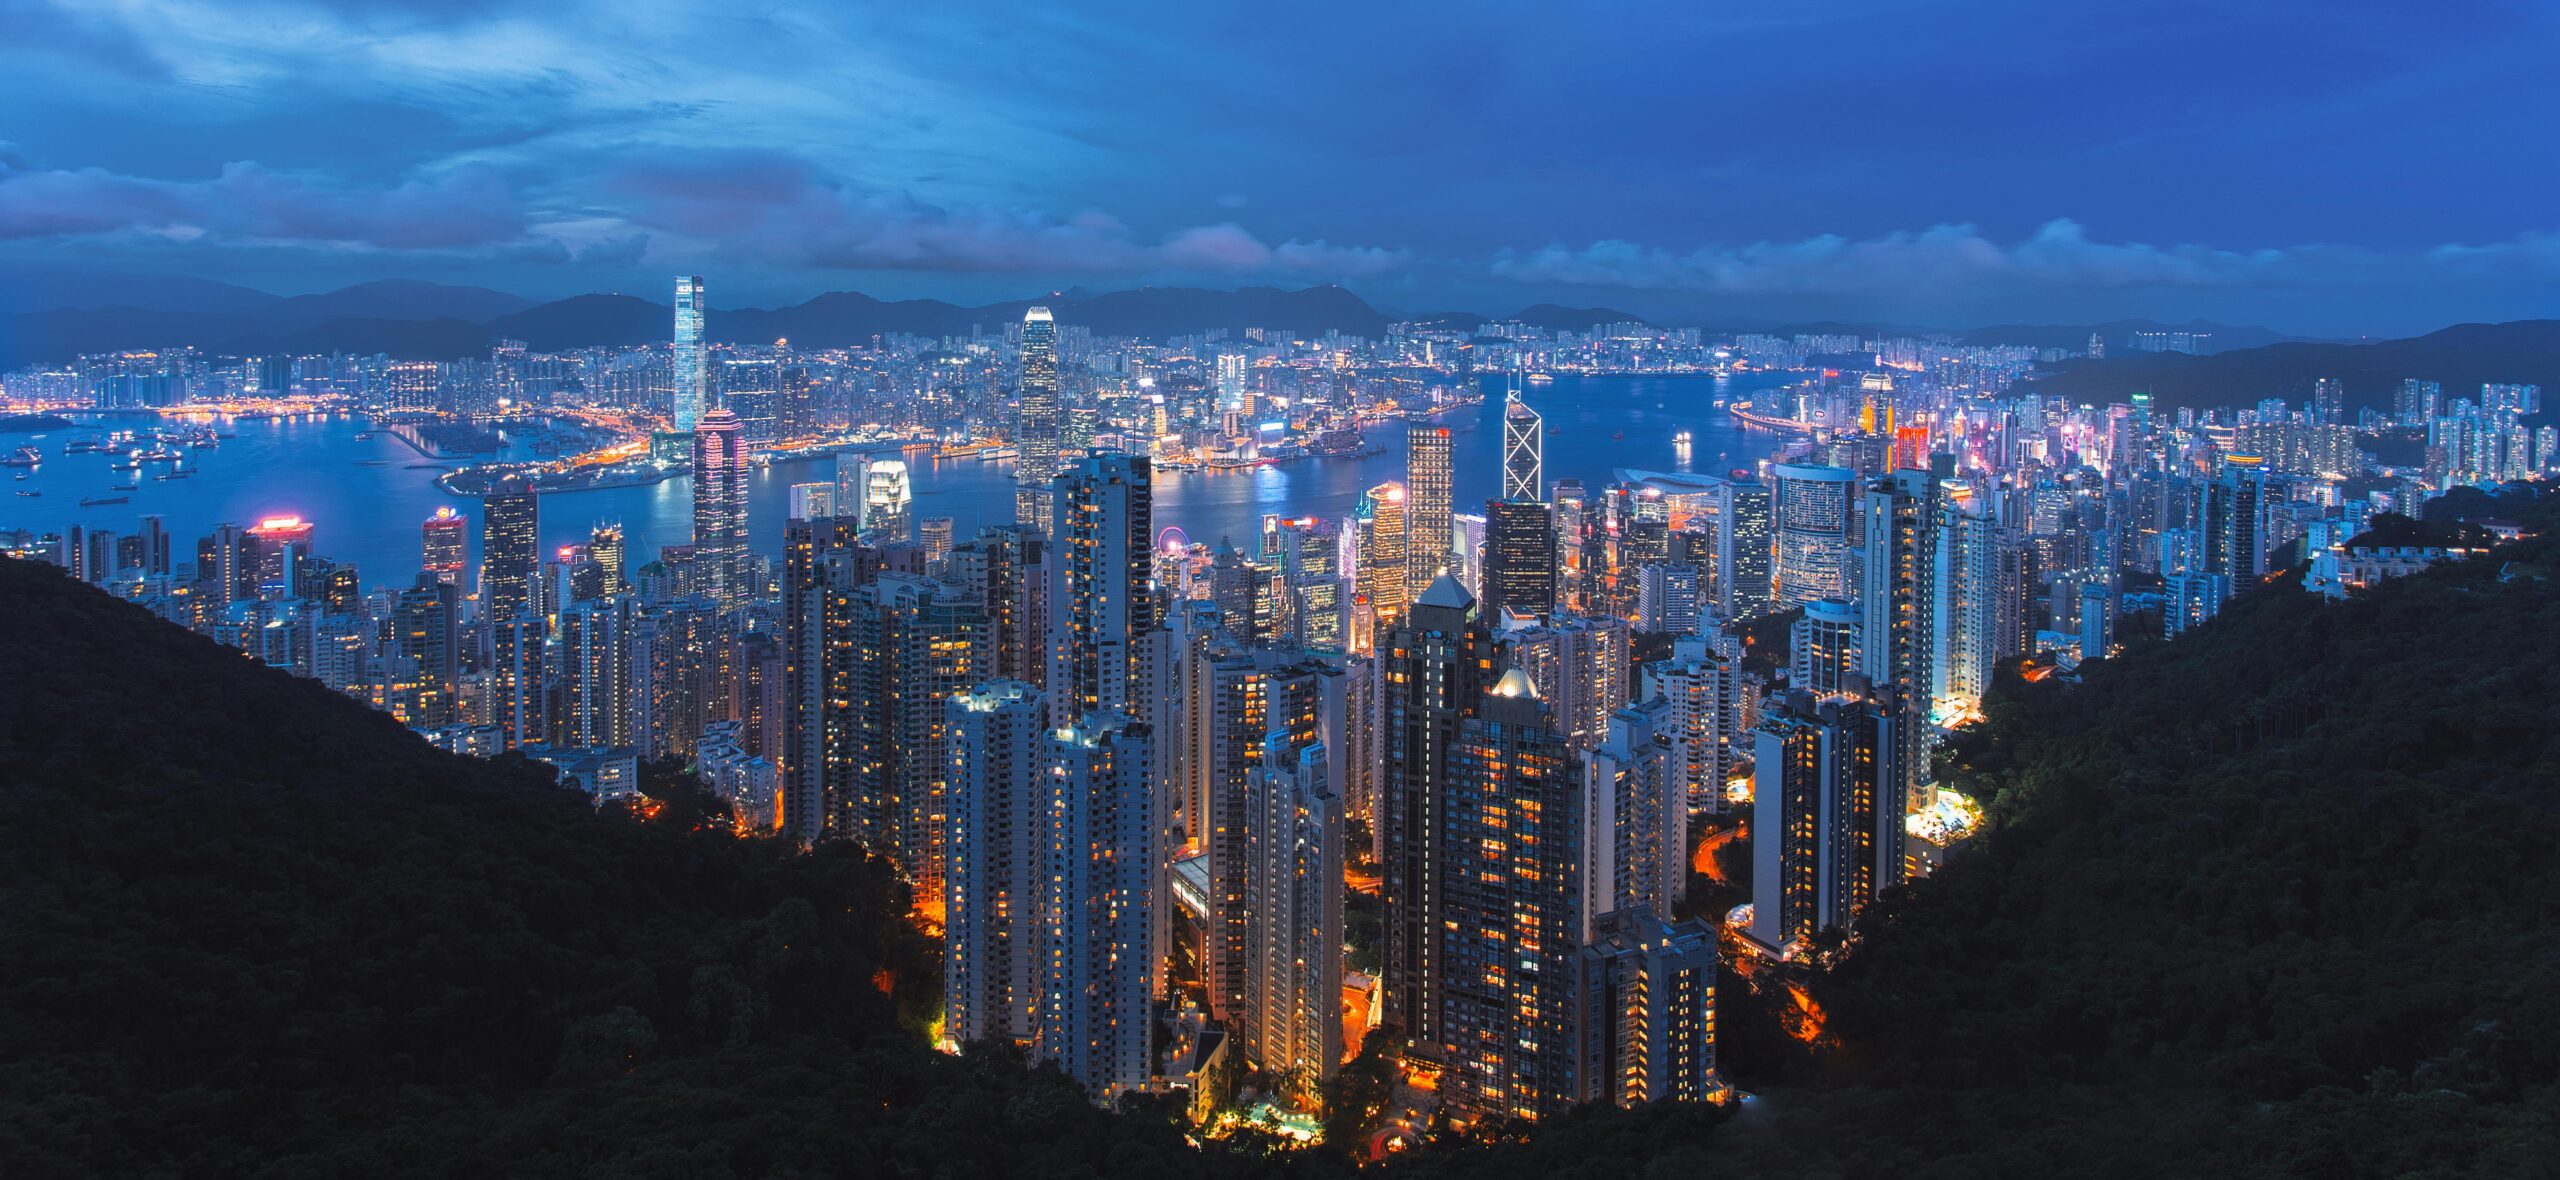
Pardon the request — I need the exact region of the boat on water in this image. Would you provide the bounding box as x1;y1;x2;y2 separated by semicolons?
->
15;489;39;497
353;431;376;441
79;495;130;507
1526;372;1556;385
2;445;39;467
153;471;191;481
111;483;139;491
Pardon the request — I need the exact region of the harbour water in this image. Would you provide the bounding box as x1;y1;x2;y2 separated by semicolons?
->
3;370;1808;592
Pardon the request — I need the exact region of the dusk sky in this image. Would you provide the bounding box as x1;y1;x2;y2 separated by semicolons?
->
4;0;2557;333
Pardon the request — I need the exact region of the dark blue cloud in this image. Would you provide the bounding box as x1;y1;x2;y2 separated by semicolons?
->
0;0;2553;332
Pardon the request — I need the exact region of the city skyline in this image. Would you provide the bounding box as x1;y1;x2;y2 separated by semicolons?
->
4;2;2560;333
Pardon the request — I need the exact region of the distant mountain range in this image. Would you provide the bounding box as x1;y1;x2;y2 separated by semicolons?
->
2022;319;2560;417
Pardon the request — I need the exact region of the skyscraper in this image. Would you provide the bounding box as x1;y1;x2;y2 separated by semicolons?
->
1770;463;1858;609
1016;307;1062;535
1481;498;1557;619
1048;454;1155;726
1406;425;1454;600
1860;469;1937;810
421;506;467;584
1440;667;1584;1121
481;481;539;623
1033;715;1157;1100
691;408;751;608
944;680;1048;1048
1582;699;1684;931
1502;393;1544;502
1379;573;1493;1057
1747;690;1906;956
1355;481;1408;625
588;523;628;599
1574;908;1725;1107
863;459;914;543
673;275;707;432
1725;480;1774;619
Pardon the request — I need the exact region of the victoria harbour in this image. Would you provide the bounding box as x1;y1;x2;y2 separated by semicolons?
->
4;371;1801;591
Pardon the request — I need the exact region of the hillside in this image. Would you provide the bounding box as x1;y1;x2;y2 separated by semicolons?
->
2023;319;2560;417
0;559;1212;1178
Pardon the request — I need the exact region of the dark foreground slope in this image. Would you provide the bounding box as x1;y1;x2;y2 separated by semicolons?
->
0;560;1206;1179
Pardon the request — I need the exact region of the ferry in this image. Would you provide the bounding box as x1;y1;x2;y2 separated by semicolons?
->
111;483;139;491
1526;372;1556;385
14;489;39;497
79;495;130;507
153;470;191;481
2;446;39;467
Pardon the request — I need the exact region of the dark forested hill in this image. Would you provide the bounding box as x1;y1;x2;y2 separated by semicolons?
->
0;559;1210;1178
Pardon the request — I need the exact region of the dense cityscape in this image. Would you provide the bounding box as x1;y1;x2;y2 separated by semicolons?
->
3;278;2548;1140
5;2;2557;1173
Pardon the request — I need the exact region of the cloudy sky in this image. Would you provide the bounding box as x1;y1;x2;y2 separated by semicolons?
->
3;0;2556;333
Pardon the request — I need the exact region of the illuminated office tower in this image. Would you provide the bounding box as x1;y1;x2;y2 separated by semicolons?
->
1048;454;1156;727
1747;691;1906;956
1859;469;1936;808
1440;667;1583;1122
834;573;989;888
672;275;707;432
719;355;781;441
2160;527;2228;638
1496;611;1630;750
1574;908;1725;1108
2308;376;2345;425
1770;464;1857;609
1646;633;1745;815
691;408;751;608
1378;573;1494;1057
864;459;914;542
1216;350;1249;414
135;515;169;578
918;517;955;568
1243;660;1354;1091
1354;482;1409;625
2396;379;2442;424
1860;471;1935;689
2206;455;2267;581
944;681;1047;1048
788;481;836;521
1790;598;1862;697
1015;307;1062;535
246;515;313;594
1637;561;1701;633
555;597;636;750
1406;425;1454;600
1208;539;1260;640
947;524;1048;686
1481;498;1556;619
1552;481;1588;611
1502;392;1544;501
489;611;546;749
422;506;467;584
588;523;628;599
833;454;866;526
1033;715;1157;1100
637;596;726;760
1582;699;1684;933
1184;633;1277;1023
781;516;868;846
386;575;461;729
1724;479;1774;618
1932;481;2026;715
728;629;783;759
481;481;539;623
